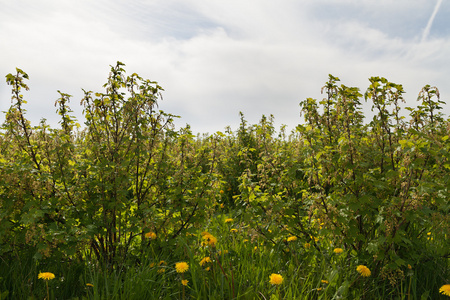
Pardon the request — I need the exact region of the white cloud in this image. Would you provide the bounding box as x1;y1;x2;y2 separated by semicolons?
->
1;0;449;134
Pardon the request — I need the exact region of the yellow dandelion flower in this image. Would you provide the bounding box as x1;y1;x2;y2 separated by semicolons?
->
407;264;412;269
269;273;283;285
207;235;218;246
159;260;166;266
243;239;249;243
356;265;371;277
205;267;210;271
230;228;238;233
38;272;55;280
333;248;343;254
440;284;450;296
181;279;189;286
317;287;323;291
321;280;329;284
200;257;212;266
304;242;311;249
149;262;156;268
86;283;94;287
220;203;224;208
220;190;224;194
175;262;189;273
225;218;233;223
201;232;217;247
145;231;157;239
287;236;297;242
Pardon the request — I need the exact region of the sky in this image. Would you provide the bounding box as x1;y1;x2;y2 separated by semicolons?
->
1;0;450;134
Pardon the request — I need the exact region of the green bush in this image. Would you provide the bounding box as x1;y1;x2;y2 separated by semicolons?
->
0;65;448;299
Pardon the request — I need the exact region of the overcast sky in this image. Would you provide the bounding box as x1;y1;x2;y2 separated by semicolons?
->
1;0;450;134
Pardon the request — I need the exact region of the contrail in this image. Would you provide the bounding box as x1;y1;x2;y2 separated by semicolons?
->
421;0;443;43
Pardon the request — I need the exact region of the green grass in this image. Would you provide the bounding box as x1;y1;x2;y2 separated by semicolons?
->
0;213;448;299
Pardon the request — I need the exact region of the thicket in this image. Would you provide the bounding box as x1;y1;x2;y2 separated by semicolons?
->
0;63;448;299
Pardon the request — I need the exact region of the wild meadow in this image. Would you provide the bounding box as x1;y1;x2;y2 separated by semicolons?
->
0;63;449;299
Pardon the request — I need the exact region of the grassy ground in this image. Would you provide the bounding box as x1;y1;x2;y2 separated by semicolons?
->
1;213;448;299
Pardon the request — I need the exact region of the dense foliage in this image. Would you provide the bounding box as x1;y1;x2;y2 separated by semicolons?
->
0;63;448;299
